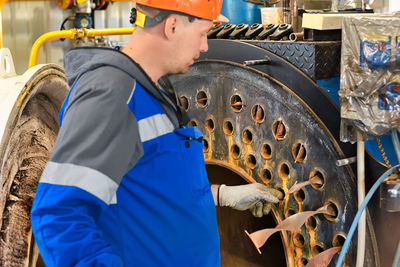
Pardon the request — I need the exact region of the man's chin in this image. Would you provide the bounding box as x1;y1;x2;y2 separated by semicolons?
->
170;67;190;75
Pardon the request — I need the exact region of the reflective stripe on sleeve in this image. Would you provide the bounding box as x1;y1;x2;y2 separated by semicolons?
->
138;113;174;142
40;161;118;205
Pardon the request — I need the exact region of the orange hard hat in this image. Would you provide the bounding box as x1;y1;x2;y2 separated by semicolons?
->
134;0;229;23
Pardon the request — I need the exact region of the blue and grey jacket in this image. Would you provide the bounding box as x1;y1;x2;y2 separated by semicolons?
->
31;47;220;267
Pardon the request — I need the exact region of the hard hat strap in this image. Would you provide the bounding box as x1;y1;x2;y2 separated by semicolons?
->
130;8;199;28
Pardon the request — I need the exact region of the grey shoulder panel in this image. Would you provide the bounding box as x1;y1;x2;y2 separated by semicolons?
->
52;66;144;185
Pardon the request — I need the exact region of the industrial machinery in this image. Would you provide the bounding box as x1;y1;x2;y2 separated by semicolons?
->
0;0;400;266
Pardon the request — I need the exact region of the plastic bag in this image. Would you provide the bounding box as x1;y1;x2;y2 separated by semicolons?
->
340;14;400;142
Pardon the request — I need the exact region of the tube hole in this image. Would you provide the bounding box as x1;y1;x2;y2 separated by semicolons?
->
272;120;287;140
292;143;306;163
279;163;290;179
324;202;339;221
203;139;209;153
251;104;265;123
332;234;346;247
230;94;243;112
179;95;189;111
246;154;257;169
298;258;308;267
188;120;197;127
294;188;305;203
260;168;272;183
196;90;208;107
205;118;215;132
311;244;324;257
223;120;233;135
293;232;305;247
276;187;285;200
285;208;296;218
309;170;325;189
242;129;253;144
261;143;272;159
306;216;317;230
230;144;241;160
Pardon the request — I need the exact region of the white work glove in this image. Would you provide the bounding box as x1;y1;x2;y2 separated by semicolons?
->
218;183;283;217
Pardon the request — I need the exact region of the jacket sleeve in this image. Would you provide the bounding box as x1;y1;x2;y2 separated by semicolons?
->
30;71;143;267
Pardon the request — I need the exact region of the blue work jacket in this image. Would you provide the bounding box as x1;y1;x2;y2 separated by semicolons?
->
30;47;221;266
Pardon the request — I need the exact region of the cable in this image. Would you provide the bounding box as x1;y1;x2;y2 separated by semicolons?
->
376;136;391;167
59;16;75;41
335;164;400;267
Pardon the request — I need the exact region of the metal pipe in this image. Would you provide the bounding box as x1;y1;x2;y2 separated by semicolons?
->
28;27;134;68
0;0;7;48
289;32;303;42
356;131;366;267
336;156;357;166
331;0;339;11
290;0;298;33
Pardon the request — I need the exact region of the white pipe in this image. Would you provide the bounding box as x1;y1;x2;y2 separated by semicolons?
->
356;131;366;267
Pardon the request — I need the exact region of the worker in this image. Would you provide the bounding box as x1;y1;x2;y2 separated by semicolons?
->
30;0;283;266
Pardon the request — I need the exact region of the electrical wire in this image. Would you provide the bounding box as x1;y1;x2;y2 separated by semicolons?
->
376;136;391;167
335;164;400;267
59;16;75;41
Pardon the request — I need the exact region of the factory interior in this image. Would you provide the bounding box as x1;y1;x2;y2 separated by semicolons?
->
1;0;400;266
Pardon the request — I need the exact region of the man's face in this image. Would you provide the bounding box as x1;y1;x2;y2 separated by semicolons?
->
168;17;213;74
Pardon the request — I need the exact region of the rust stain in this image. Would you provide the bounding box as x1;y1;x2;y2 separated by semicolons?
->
294;246;303;267
309;229;317;254
245;143;253;174
297;200;303;213
263;159;269;169
207;129;213;159
227;135;234;164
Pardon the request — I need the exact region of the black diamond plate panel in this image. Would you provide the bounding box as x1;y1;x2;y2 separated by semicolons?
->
245;40;341;80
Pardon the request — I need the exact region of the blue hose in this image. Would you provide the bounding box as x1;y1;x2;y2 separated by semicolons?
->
393;240;400;267
335;164;400;267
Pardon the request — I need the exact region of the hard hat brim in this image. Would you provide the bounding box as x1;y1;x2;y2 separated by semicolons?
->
215;14;229;23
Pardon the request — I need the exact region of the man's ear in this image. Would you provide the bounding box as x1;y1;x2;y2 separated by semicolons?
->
163;15;179;40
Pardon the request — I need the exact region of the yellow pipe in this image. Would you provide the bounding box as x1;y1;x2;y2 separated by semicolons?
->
28;27;134;68
0;10;3;48
0;0;7;48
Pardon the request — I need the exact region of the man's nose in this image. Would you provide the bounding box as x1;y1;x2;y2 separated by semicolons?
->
200;35;208;52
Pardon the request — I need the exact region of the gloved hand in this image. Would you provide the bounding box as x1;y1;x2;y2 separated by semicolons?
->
218;183;283;217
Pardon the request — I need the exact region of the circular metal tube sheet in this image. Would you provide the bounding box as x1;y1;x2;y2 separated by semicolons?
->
170;40;379;266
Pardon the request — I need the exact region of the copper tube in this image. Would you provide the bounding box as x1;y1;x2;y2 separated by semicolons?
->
289;32;304;42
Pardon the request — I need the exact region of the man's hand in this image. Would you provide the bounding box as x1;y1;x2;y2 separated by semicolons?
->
217;183;283;217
